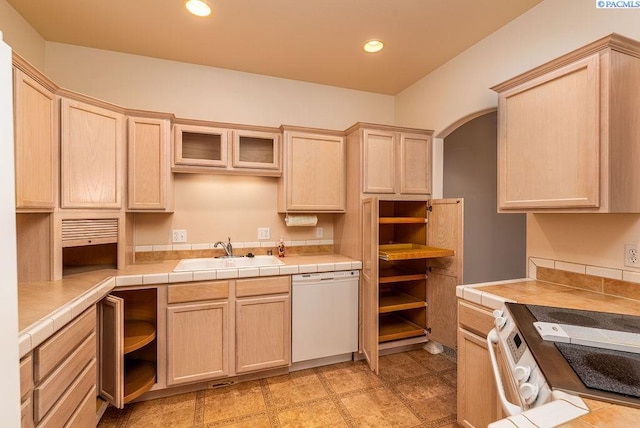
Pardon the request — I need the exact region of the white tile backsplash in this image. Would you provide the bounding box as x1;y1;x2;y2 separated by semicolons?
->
622;270;640;284
555;261;585;274
586;266;622;280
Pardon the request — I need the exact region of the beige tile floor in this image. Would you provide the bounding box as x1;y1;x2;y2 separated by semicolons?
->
99;349;461;428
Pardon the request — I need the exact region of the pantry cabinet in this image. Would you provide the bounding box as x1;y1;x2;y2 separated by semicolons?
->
60;97;125;209
493;33;640;212
99;288;159;409
347;124;432;198
235;276;291;373
360;198;462;373
13;63;58;211
166;281;230;385
278;127;346;212
127;114;173;211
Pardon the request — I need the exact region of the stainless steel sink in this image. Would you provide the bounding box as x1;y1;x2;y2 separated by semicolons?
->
173;255;284;271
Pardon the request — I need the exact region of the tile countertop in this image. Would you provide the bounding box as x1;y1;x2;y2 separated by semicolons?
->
17;254;361;358
457;278;640;427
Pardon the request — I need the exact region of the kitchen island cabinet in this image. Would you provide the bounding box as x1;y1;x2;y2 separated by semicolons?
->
493;33;640;212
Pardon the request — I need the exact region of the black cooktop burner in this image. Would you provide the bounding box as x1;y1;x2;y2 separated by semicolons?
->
506;303;640;409
556;343;640;399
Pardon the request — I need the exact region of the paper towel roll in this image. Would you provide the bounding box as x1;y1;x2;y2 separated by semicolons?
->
284;215;318;227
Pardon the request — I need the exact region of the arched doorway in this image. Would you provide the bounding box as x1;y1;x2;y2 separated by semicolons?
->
442;111;526;283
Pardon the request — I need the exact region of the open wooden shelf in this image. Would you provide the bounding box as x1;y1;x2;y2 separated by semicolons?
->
379;217;426;224
124;360;156;404
379;292;426;313
378;314;425;343
123;320;157;354
379;266;427;284
379;243;454;261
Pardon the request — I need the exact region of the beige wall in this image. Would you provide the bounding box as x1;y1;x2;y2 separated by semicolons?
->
41;42;395;246
395;0;640;272
0;0;45;70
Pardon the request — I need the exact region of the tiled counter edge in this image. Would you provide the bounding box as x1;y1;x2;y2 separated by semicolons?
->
456;278;526;310
18;277;114;358
18;259;363;358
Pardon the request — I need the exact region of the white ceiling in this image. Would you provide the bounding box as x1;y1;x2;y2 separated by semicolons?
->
7;0;543;95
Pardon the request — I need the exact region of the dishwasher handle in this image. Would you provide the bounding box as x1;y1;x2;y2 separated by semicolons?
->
487;328;524;417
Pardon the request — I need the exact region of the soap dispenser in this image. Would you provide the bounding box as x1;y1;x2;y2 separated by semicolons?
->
277;237;286;258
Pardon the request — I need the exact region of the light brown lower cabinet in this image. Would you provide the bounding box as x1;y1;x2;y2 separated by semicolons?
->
19;306;97;428
99;288;158;409
236;294;291;373
457;301;501;428
235;276;291;374
166;301;230;385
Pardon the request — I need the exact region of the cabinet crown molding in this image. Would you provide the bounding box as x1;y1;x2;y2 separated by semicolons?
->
492;32;640;93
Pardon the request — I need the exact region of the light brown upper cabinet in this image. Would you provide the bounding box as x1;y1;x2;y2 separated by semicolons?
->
347;124;432;198
278;127;346;212
127;114;173;211
173;121;282;176
493;33;640;212
13;63;58;211
232;129;281;172
60;97;125;209
173;123;229;170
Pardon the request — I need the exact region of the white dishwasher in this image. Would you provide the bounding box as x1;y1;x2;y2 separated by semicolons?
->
291;270;359;364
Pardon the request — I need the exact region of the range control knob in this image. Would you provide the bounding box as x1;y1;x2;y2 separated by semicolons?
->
492;308;504;318
495;316;507;330
520;382;539;404
514;365;531;383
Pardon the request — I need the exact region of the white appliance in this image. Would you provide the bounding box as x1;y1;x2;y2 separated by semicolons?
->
291;270;359;365
487;304;588;427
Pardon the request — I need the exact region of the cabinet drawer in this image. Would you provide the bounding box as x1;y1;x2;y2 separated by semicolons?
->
168;280;229;304
21;395;33;428
64;385;96;428
458;301;494;337
20;354;33;400
34;306;95;382
36;358;96;428
34;333;96;422
236;276;290;297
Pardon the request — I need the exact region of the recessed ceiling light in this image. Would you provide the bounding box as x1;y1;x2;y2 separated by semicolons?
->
363;40;384;53
186;0;212;17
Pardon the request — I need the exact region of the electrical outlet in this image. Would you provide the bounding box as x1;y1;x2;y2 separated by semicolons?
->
316;227;324;238
172;229;187;243
625;244;639;267
258;227;270;240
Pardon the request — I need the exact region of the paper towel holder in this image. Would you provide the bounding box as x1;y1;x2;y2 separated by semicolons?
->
284;214;318;227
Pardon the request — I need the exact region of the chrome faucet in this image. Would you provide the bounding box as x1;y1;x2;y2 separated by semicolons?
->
214;237;233;257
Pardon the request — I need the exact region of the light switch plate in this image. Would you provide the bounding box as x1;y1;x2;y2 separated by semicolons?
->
316;227;323;238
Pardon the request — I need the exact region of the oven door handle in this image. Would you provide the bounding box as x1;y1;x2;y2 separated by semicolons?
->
487;328;524;417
